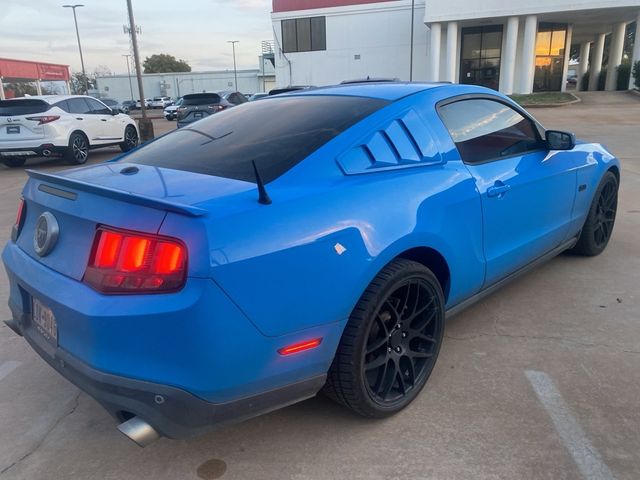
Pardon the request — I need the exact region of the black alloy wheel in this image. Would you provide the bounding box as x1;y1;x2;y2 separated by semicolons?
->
324;259;445;417
572;171;618;256
363;278;442;405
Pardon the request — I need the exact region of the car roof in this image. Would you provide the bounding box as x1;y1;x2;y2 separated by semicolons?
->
279;82;456;101
4;94;98;104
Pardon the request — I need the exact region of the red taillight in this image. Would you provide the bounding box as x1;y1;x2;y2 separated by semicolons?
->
11;198;26;242
84;227;187;294
207;105;224;112
25;115;60;125
278;338;323;355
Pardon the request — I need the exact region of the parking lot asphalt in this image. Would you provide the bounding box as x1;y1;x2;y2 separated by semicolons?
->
0;93;639;480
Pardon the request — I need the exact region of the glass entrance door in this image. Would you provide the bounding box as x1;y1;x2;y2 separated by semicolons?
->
534;23;567;91
460;26;503;91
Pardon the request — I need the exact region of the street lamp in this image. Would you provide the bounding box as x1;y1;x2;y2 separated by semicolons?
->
62;4;89;94
409;0;415;81
227;40;239;91
122;54;134;101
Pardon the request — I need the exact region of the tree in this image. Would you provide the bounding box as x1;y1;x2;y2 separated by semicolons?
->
92;65;112;78
70;71;96;95
143;54;191;74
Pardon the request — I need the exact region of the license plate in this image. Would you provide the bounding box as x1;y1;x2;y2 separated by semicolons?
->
32;297;58;345
193;112;204;118
6;125;20;134
1;151;35;156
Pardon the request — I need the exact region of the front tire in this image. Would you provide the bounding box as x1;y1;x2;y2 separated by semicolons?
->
119;125;139;152
64;132;89;165
571;171;618;256
324;259;445;418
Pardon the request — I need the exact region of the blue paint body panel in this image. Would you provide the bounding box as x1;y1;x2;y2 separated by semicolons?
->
2;83;620;423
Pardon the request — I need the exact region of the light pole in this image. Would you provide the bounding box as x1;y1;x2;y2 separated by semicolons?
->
409;0;415;81
62;4;89;94
122;54;134;101
227;40;239;91
126;0;154;139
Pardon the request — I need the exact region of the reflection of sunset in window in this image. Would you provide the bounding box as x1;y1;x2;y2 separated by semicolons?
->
550;31;566;56
536;57;552;67
536;31;552;55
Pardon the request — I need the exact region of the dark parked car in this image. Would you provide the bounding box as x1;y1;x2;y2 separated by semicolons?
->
176;91;247;128
121;100;136;112
100;98;128;114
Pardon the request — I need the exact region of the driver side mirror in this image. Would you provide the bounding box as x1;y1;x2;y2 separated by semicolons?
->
546;130;575;150
110;108;119;116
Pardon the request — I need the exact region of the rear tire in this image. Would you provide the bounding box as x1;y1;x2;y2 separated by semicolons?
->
64;132;89;165
571;171;618;256
323;258;445;418
2;157;27;167
119;125;139;152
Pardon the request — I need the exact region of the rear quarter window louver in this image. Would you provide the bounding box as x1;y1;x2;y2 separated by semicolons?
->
337;109;443;175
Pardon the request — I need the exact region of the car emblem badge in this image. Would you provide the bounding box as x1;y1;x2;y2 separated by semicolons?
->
7;118;12;123
33;212;59;257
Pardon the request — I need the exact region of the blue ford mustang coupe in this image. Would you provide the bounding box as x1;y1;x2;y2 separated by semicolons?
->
2;83;619;446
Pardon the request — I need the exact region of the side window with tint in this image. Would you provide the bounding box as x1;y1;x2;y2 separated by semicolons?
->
67;98;92;114
439;99;543;163
54;100;70;113
86;98;111;115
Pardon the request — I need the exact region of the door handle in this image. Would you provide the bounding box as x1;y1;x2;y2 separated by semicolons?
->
100;119;107;122
76;117;83;120
487;182;511;197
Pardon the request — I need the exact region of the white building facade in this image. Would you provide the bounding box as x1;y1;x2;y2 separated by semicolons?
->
95;57;276;101
271;0;640;93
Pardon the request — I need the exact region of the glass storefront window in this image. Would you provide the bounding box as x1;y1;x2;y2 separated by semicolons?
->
534;23;568;92
460;25;503;91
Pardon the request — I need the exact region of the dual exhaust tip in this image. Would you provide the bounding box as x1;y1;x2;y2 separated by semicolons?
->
117;416;160;447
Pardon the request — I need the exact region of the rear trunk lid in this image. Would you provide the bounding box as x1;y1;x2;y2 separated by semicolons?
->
0;99;51;144
17;163;254;281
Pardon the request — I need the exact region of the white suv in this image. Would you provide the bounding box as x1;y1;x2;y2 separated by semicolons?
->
0;95;139;167
150;96;172;109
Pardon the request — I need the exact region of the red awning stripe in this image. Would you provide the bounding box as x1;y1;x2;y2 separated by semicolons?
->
0;58;70;81
273;0;396;13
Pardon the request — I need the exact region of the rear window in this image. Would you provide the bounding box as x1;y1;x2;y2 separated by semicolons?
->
182;94;222;106
125;95;389;183
0;99;50;116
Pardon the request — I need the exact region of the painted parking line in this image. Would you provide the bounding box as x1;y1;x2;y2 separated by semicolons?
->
526;370;616;480
0;361;21;381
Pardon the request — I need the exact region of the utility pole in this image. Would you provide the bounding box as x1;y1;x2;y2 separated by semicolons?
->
126;0;154;140
63;4;89;94
122;54;134;101
228;41;239;91
409;0;415;81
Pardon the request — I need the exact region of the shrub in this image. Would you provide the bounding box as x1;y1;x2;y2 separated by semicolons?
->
598;68;607;91
633;61;640;90
581;72;590;91
616;62;631;90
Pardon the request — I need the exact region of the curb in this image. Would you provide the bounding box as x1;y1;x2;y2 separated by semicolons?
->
520;92;581;108
629;89;640;98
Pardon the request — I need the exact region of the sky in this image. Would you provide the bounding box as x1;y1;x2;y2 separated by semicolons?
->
0;0;274;75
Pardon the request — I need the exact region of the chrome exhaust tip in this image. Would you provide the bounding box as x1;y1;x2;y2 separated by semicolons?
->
42;149;51;157
117;416;160;447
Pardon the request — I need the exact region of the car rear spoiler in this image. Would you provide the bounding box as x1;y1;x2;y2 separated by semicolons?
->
26;170;207;217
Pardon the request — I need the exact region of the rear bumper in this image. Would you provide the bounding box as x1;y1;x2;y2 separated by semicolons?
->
2;241;341;437
0;144;67;158
7;309;324;439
